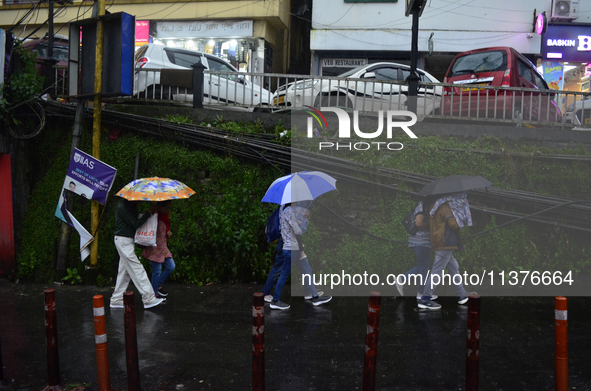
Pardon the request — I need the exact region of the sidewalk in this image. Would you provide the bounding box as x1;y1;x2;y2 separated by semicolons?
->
0;278;590;390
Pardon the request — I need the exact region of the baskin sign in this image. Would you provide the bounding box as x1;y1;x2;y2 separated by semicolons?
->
542;25;591;62
302;106;418;151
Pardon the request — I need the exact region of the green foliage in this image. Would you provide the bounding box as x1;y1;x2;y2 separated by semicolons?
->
0;46;44;123
17;129;278;284
61;268;83;285
16;118;591;285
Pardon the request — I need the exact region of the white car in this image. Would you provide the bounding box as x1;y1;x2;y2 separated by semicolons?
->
564;96;591;126
272;62;443;115
134;44;272;111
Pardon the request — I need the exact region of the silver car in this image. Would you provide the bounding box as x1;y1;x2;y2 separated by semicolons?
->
272;62;442;116
134;44;272;111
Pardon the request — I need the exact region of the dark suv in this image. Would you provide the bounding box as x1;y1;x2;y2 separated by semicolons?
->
441;46;562;123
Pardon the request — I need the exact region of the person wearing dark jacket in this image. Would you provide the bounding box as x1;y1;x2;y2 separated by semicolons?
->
110;199;164;309
418;193;473;310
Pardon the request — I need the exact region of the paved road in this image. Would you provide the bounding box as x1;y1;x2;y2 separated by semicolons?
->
0;279;590;391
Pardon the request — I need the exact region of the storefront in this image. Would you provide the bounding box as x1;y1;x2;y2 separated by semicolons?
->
134;19;272;85
539;22;591;109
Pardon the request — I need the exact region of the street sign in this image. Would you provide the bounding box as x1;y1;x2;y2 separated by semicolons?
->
405;0;427;17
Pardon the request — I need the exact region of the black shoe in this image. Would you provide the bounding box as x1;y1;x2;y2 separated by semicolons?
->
311;296;332;306
157;288;169;297
155;293;167;299
270;300;290;310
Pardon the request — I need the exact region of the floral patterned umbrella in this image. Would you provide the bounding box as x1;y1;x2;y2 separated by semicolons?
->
115;177;195;201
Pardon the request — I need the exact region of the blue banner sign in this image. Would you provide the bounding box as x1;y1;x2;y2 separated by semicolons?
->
542;25;591;62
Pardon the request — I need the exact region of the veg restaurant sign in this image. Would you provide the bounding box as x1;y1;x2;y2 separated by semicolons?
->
542;25;591;62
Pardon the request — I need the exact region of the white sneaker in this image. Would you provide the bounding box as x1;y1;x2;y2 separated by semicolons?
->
110;299;124;309
144;297;164;309
416;293;438;301
304;291;324;300
264;295;273;303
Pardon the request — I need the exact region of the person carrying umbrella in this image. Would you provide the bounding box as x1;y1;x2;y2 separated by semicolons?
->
110;199;165;309
260;171;336;310
418;192;475;310
142;200;176;299
270;202;332;310
110;177;195;309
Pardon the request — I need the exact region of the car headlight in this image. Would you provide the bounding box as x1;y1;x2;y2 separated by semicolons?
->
293;80;319;90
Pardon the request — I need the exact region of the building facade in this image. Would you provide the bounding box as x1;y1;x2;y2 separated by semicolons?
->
310;0;591;101
0;0;298;75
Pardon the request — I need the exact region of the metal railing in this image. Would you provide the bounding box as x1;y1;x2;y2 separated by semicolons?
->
128;68;591;128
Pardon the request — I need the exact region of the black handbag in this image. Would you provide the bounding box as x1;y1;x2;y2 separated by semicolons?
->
401;204;419;235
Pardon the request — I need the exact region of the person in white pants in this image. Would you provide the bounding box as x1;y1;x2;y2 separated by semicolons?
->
110;199;164;309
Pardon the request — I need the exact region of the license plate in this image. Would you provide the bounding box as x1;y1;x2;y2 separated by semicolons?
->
461;83;487;92
273;96;285;105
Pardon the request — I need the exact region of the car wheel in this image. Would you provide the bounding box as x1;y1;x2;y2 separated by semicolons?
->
316;94;353;109
253;105;272;113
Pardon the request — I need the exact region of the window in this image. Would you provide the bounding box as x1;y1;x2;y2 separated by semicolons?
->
207;57;237;81
344;0;397;2
451;50;507;76
165;49;202;68
373;67;399;81
534;72;548;90
517;59;534;84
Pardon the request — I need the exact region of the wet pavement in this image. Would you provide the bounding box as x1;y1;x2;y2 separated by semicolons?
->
0;278;590;391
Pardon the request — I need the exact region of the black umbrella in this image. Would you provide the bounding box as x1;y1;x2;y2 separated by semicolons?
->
418;175;492;196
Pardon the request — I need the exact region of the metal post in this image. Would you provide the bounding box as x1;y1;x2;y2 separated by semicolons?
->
93;295;111;391
466;295;481;391
0;330;3;382
362;291;381;391
252;292;265;391
406;10;420;114
44;289;60;389
555;297;568;391
192;63;206;109
124;292;140;391
90;0;106;268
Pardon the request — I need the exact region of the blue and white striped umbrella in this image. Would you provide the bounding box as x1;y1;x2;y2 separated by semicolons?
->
261;171;337;205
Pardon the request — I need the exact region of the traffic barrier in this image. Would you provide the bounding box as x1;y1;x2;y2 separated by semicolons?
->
555;297;568;391
362;291;381;391
124;292;141;391
252;292;265;391
93;295;112;391
465;294;481;391
44;289;61;390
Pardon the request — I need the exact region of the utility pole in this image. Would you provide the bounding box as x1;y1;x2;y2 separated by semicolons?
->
90;0;105;269
405;0;427;114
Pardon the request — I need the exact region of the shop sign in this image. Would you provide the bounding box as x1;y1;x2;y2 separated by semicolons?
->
136;20;149;46
322;58;368;67
156;20;253;39
542;25;591;62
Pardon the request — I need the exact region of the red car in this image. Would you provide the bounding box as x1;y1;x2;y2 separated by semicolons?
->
21;36;69;93
441;47;562;124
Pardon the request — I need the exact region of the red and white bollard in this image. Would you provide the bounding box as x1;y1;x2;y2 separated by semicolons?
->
43;289;61;391
465;294;481;391
124;292;141;391
252;292;265;391
555;297;568;391
362;291;381;391
93;295;112;391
